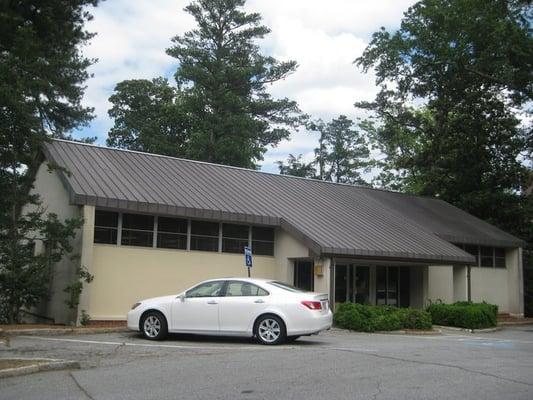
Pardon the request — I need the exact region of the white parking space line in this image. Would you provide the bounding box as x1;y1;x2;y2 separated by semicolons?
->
19;336;296;351
371;332;533;345
20;335;382;355
19;332;533;353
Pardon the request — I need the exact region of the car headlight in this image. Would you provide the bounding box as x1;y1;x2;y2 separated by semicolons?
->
131;302;141;310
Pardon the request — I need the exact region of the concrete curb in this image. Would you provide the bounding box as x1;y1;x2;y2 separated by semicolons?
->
435;325;501;334
3;326;128;337
0;358;80;379
375;329;442;336
497;321;533;326
331;327;442;336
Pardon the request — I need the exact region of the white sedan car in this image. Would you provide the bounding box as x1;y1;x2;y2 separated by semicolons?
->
127;278;332;345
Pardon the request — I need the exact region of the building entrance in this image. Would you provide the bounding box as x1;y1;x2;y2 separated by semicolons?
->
334;264;370;304
334;264;410;307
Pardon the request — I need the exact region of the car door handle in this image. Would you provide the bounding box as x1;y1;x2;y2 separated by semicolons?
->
254;299;265;304
207;300;218;305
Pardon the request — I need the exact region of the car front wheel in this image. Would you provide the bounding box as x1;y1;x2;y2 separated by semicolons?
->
255;315;286;345
141;311;168;340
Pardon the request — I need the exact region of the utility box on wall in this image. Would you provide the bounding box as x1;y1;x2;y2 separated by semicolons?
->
314;262;323;276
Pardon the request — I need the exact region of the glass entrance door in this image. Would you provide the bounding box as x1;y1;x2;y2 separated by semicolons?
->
334;264;370;304
355;267;370;304
376;266;410;306
334;264;348;303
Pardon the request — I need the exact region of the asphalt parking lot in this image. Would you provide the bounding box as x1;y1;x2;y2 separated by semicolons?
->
1;326;532;400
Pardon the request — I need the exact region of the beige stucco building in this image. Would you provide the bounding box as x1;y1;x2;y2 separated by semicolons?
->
33;140;525;324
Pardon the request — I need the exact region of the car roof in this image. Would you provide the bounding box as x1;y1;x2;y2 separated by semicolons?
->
193;277;311;295
203;277;273;284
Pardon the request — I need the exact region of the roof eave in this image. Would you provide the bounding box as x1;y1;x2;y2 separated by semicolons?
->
321;247;475;265
436;233;525;248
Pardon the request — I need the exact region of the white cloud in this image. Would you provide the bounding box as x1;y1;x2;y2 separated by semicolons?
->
248;0;413;37
77;0;416;170
79;0;193;139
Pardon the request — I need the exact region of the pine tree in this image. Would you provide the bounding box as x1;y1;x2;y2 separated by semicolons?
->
0;1;98;323
166;0;303;168
278;116;371;185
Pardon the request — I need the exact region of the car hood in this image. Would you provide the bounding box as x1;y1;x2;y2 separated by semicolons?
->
139;294;178;305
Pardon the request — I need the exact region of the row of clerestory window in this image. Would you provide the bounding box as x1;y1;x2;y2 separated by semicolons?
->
93;210;275;256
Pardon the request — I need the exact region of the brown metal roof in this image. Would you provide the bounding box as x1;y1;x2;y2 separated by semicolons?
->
42;139;524;264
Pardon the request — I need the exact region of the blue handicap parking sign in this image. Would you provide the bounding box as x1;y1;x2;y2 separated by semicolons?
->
244;246;252;267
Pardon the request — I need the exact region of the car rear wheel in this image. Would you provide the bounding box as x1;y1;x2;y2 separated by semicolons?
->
255;315;286;345
141;311;168;340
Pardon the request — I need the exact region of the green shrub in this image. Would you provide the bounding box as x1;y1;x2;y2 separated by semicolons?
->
79;310;91;326
426;301;498;329
373;313;403;331
333;303;433;332
333;303;374;332
397;308;433;330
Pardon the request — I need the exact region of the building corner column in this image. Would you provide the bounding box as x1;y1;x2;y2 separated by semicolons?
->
452;265;468;302
507;247;524;317
77;205;95;326
313;257;331;295
421;266;429;307
427;265;454;304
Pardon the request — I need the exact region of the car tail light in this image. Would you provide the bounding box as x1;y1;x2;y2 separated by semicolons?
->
301;301;322;310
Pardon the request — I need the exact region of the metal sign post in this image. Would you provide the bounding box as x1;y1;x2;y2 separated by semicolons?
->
244;246;252;277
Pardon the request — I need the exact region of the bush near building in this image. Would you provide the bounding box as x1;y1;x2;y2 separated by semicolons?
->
333;303;432;332
426;302;498;329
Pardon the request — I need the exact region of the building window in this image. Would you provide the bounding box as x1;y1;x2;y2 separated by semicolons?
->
456;243;507;269
252;227;274;256
190;220;219;252
480;246;494;267
157;217;187;250
93;209;276;256
222;224;249;253
94;210;118;244
294;260;314;291
121;213;154;247
494;247;506;268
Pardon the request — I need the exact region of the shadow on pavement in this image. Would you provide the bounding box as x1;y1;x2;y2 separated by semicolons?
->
122;331;325;346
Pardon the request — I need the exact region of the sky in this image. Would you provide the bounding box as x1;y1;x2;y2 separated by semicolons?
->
77;0;416;173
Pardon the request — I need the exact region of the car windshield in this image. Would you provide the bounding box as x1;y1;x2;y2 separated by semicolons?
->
268;281;306;293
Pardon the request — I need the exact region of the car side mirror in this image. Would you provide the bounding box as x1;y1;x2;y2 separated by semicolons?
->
177;294;186;302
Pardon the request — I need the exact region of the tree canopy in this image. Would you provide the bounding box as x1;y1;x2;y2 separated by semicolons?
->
355;0;532;239
278;115;370;185
277;154;316;178
0;0;98;323
108;0;304;168
107;78;189;157
358;0;532;106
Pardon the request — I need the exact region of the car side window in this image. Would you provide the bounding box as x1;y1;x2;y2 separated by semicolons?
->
186;281;225;298
225;282;269;297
